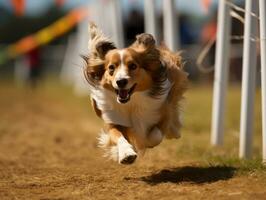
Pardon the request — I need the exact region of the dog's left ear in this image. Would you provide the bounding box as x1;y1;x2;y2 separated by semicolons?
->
130;33;161;71
131;33;156;52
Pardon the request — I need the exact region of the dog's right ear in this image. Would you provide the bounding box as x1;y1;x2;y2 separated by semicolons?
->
85;23;116;85
89;23;116;59
95;41;116;59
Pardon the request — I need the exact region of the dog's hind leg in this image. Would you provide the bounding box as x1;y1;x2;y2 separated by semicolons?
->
145;127;163;148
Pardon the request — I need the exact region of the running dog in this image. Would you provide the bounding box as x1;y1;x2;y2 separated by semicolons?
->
83;23;188;164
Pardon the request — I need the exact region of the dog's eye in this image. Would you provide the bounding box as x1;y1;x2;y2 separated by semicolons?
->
108;65;115;75
128;63;137;70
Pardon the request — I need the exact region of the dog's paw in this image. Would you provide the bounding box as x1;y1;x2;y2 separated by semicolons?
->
120;152;137;165
118;138;137;165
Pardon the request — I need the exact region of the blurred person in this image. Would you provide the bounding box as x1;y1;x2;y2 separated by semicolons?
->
200;13;217;66
199;6;245;83
179;14;197;46
26;48;42;88
198;12;217;82
230;9;244;82
124;9;144;46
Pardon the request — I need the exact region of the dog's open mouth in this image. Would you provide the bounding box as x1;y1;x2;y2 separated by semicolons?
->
115;84;136;104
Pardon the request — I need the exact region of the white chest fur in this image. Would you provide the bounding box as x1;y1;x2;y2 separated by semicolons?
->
90;80;170;138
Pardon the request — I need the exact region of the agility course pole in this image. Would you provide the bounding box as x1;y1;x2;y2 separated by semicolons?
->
144;0;159;42
259;0;266;164
109;0;124;48
211;0;231;146
73;19;91;96
163;0;179;51
239;0;258;159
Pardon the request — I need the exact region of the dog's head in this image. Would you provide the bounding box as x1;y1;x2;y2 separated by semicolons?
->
84;23;166;104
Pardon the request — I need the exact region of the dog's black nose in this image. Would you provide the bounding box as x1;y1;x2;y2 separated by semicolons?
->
116;79;128;88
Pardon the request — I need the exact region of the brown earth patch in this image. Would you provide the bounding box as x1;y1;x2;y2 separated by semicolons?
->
0;82;265;200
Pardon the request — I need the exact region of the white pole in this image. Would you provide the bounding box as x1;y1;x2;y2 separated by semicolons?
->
144;0;159;42
259;0;266;164
90;1;112;37
163;0;179;51
60;34;77;85
211;0;231;146
239;0;258;159
109;0;124;48
73;19;90;96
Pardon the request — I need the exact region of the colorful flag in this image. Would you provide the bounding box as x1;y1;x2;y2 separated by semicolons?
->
11;0;25;16
201;0;212;13
0;7;88;65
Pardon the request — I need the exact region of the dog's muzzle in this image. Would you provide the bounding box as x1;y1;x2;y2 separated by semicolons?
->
115;84;136;104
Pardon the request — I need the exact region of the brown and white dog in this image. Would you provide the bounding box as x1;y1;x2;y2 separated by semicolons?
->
83;23;188;164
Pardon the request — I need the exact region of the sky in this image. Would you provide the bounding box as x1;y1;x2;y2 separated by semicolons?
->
0;0;218;16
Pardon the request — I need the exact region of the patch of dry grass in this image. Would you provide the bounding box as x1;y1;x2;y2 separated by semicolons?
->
178;84;265;174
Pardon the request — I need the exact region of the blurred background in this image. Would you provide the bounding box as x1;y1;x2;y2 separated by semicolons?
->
0;0;251;92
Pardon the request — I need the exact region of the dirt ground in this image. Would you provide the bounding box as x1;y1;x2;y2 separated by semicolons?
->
0;82;266;200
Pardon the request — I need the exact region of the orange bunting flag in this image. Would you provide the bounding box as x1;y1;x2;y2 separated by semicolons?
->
201;0;212;13
55;0;65;7
2;7;88;63
11;0;25;16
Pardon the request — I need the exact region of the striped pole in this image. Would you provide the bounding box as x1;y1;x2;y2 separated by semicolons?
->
211;0;231;146
239;0;258;159
259;0;266;164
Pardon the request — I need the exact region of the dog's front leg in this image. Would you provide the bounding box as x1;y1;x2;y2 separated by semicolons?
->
107;125;137;164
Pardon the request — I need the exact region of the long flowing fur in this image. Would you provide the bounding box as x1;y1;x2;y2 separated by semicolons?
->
97;130;118;161
84;23;116;86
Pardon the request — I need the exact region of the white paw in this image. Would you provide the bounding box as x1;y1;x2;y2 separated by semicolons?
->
118;137;137;164
119;148;137;164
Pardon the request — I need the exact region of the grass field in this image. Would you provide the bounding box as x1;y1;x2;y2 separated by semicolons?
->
0;79;265;200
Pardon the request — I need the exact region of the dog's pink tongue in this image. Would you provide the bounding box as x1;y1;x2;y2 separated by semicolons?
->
119;90;128;99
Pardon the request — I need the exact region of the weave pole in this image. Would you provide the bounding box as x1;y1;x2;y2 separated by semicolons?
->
163;0;179;51
144;0;159;42
211;0;231;146
74;19;90;96
259;0;266;163
109;0;124;48
239;0;258;158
